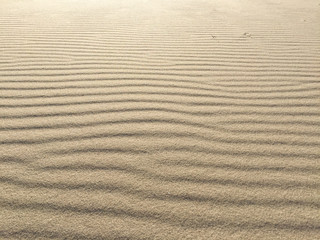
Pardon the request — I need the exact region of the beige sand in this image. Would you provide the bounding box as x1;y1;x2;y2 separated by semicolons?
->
0;0;319;239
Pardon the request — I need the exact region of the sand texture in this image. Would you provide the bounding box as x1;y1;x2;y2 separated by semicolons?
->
0;0;319;239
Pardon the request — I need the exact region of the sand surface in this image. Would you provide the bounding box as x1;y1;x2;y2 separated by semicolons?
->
0;0;319;239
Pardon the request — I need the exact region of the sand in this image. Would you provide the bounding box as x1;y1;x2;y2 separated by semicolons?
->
0;0;319;239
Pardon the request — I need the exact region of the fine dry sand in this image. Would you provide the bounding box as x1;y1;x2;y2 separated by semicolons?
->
0;0;319;239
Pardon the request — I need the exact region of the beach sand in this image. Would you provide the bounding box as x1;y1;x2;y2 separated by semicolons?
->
0;0;319;239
